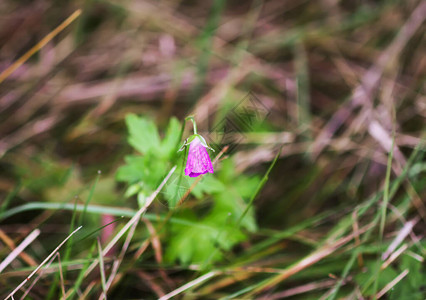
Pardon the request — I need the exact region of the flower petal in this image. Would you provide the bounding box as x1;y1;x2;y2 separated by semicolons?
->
185;137;214;177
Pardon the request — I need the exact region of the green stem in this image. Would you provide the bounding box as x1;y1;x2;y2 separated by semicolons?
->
185;116;197;134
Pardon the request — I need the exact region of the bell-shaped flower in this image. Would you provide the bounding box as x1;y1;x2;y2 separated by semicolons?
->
179;117;214;177
184;135;214;177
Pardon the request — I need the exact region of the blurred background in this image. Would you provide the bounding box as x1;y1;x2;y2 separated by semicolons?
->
0;0;425;299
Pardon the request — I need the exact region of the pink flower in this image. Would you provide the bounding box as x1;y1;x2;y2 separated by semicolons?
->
184;136;214;177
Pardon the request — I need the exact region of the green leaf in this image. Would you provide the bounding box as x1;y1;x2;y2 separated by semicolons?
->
160;117;181;159
191;175;225;199
164;168;190;207
124;183;142;198
116;154;168;188
165;159;258;265
215;159;259;232
137;191;147;208
125;114;160;154
119;115;260;266
355;261;398;296
166;210;245;265
389;253;425;300
213;191;257;232
115;155;145;183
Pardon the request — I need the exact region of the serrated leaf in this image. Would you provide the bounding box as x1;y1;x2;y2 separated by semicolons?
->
115;155;145;183
214;159;259;232
160;117;181;159
119;115;260;266
165;157;259;264
389;253;425;300
165;210;246;265
124;183;142;198
125;114;160;154
355;262;398;296
233;175;260;199
164;170;191;207
191;175;225;199
213;191;257;232
137;191;147;207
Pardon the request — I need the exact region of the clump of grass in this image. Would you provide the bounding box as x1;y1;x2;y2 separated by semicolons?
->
1;0;425;299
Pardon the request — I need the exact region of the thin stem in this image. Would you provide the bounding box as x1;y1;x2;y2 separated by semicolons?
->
185;116;197;134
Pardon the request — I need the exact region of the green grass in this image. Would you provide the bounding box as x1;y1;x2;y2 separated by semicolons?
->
0;0;425;299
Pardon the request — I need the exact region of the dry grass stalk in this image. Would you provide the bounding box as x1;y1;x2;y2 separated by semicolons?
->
0;229;39;272
5;226;82;300
0;9;81;84
376;269;409;299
